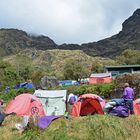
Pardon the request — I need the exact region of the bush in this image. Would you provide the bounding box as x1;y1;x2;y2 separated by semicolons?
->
93;83;114;98
52;83;114;98
0;88;34;102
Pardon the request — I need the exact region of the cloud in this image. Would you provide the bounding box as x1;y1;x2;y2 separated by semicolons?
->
0;0;140;44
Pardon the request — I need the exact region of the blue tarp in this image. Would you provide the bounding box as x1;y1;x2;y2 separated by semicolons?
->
59;80;80;86
59;80;73;86
15;82;34;89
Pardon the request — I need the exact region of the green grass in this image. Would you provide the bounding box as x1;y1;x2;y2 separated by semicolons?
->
1;115;140;140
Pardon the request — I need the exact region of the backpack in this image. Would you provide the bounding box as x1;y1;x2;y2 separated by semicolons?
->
68;96;76;105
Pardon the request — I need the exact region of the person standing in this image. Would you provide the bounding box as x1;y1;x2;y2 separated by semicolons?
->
67;92;79;114
123;83;134;114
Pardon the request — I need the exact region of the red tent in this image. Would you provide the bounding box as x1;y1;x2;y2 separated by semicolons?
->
89;73;112;84
6;94;45;116
134;98;140;115
70;94;105;117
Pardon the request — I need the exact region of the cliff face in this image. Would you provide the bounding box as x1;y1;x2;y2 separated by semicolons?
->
0;9;140;58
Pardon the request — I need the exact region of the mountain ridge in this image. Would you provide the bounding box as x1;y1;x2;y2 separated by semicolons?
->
0;8;140;57
80;8;140;57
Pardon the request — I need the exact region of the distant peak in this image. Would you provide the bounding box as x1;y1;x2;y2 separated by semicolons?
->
133;8;140;16
122;8;140;32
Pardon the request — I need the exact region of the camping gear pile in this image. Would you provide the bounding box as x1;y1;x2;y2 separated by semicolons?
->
103;98;129;117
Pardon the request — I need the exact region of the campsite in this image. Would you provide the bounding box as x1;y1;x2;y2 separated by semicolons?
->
1;62;140;140
1;72;140;140
1;5;140;140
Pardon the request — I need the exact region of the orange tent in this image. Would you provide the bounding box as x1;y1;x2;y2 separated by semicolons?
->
134;98;140;115
89;73;112;84
70;94;105;117
6;94;45;116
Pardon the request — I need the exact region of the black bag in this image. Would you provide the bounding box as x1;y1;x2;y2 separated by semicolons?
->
0;113;5;125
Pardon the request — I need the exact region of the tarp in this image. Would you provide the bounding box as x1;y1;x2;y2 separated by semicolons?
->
34;90;67;116
59;80;73;86
59;80;79;86
37;115;62;129
71;94;105;117
89;73;112;84
15;82;34;89
6;94;45;116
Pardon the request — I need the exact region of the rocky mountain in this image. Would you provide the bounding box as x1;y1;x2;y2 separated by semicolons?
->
0;8;140;58
0;28;57;57
80;8;140;57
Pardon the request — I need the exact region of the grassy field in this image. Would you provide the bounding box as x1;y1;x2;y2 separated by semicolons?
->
1;114;140;140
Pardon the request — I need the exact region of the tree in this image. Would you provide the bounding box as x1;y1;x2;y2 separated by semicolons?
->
91;58;117;73
63;60;88;81
91;61;104;73
0;60;21;89
15;54;33;80
31;70;44;88
116;49;140;65
19;66;31;80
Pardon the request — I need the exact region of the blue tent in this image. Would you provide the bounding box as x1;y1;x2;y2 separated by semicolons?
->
15;82;34;89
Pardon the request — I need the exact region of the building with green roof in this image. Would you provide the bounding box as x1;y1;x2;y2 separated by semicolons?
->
105;65;140;78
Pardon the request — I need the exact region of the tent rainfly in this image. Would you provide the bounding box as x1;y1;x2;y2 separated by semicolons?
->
34;90;67;116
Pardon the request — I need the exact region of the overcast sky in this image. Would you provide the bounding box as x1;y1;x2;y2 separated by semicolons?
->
0;0;140;44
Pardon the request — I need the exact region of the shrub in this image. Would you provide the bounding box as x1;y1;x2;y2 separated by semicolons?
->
93;83;114;98
52;83;114;98
0;88;34;102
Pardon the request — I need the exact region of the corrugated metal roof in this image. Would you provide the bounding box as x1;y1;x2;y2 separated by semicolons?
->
90;73;112;78
105;65;140;69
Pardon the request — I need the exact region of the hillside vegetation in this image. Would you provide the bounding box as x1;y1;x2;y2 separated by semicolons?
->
0;49;116;89
1;48;140;90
